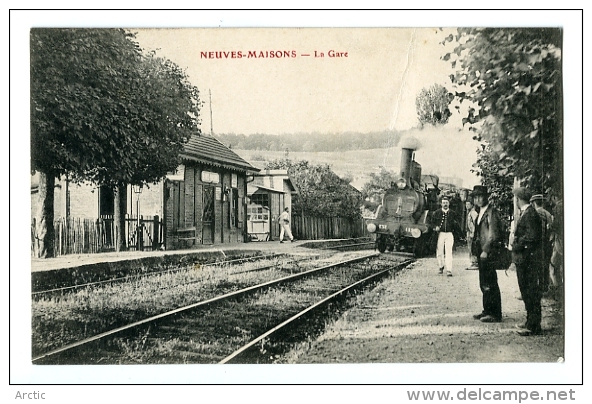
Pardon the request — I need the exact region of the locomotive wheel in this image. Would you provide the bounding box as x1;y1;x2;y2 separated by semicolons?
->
413;237;427;258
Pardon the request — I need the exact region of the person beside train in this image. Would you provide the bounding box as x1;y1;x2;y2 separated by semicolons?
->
471;185;505;323
512;187;545;336
530;194;554;297
465;200;479;270
278;206;295;243
431;195;462;277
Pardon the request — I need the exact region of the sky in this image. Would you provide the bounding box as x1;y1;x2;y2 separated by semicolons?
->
134;27;457;135
134;27;481;187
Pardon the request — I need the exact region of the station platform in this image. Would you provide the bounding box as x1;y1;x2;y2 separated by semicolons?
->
30;239;319;273
30;239;335;291
290;247;565;365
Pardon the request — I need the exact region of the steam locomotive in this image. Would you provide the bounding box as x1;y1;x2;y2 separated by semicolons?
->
365;147;440;256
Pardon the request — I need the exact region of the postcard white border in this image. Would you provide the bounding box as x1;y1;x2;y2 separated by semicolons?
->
9;7;586;395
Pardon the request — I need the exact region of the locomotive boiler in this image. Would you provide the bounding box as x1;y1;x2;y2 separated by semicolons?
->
366;147;435;256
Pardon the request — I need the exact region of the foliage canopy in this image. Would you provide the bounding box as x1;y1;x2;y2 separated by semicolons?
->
471;144;515;217
415;83;453;126
443;28;562;197
30;28;201;187
264;159;362;219
359;167;399;213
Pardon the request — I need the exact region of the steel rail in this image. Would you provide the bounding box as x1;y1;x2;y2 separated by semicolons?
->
219;258;413;364
204;253;282;267
324;242;375;250
32;251;378;363
32;253;283;296
230;254;323;276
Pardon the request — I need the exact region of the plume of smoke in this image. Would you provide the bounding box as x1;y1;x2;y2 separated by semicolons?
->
395;125;480;188
398;135;422;150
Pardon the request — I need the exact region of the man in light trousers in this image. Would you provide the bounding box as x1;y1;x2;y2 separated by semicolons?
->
278;207;295;243
431;196;461;277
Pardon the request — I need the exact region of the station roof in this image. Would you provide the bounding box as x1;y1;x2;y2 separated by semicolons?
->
247;184;286;195
180;135;259;173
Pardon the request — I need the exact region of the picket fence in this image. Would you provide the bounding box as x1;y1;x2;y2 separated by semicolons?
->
31;215;163;257
31;214;368;257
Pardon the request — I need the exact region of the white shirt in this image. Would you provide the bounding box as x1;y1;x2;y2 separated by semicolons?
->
477;204;489;225
279;211;290;224
515;203;529;225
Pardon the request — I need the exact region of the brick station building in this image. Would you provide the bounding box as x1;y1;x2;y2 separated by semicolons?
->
164;135;259;249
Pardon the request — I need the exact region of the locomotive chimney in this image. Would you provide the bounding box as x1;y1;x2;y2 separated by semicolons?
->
400;147;414;187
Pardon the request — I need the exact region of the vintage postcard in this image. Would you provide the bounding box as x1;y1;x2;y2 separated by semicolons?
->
13;9;583;390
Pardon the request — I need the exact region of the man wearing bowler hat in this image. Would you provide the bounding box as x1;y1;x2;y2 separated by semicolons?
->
513;187;544;336
471;185;504;323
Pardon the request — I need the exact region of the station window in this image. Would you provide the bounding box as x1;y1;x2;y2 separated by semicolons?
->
251;193;269;207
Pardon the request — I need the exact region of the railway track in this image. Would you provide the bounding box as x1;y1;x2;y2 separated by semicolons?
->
220;256;412;364
33;252;412;364
32;253;285;298
32;253;313;358
318;239;417;261
326;241;375;251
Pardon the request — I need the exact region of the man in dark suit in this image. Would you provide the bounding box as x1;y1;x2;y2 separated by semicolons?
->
471;185;504;323
431;195;461;276
512;187;544;336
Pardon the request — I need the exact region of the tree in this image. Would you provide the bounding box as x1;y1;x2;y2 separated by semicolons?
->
415;83;453;126
31;29;201;257
264;159;362;219
471;144;515;218
443;28;562;198
360;167;399;213
340;172;354;185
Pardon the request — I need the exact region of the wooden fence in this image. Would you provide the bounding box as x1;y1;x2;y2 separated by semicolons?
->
291;215;368;240
31;215;164;257
31;214;367;256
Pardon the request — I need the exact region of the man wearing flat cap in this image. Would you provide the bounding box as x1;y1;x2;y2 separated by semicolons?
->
530;194;553;234
513;186;544;336
471;185;504;323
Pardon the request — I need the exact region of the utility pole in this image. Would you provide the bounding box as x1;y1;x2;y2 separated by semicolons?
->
209;89;214;136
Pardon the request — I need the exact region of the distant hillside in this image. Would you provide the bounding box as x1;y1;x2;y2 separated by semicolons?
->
214;131;402;152
233;147;404;192
230;125;481;192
